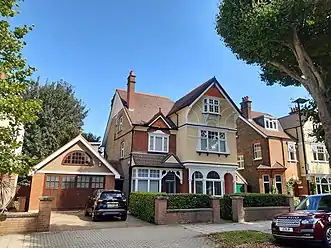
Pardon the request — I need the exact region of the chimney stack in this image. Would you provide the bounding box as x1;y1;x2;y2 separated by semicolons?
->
127;70;136;110
240;96;252;119
289;107;299;115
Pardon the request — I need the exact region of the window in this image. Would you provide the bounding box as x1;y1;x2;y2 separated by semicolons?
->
91;176;104;189
288;143;297;162
237;155;244;169
274;175;282;194
316;177;331;194
253;143;262;160
312;145;329;162
203;98;220;114
118;116;123;132
46;175;59;189
61;176;76;189
192;171;203;194
264;118;278;130
77;176;90;188
148;132;169;153
164;172;176;193
263;175;270;194
199;130;227;153
206;171;222;196
132;168;161;193
63;151;92;165
120;142;125;159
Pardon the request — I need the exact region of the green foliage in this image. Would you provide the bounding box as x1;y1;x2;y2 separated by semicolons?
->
309;181;317;195
286;178;297;196
129;192;212;223
220;193;289;220
302;100;324;142
22;80;88;162
82;132;101;142
0;0;41;178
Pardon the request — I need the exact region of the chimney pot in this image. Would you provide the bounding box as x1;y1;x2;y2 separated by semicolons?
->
127;70;136;110
240;96;252;119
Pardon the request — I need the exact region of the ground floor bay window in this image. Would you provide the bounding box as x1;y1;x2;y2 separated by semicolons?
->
316;176;331;194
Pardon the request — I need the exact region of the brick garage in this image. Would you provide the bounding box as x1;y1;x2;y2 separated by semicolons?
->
29;135;120;211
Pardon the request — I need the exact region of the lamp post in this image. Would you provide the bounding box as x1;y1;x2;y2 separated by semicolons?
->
293;98;309;195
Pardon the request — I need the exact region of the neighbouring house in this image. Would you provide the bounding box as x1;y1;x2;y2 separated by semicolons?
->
237;96;302;195
28;134;120;211
103;71;246;197
279;107;330;195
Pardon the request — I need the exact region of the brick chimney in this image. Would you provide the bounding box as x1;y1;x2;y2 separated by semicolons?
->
127;70;136;110
240;96;252;119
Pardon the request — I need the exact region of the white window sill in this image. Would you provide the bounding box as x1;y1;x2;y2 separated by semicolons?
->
202;112;221;116
197;150;229;155
237;167;245;170
253;158;262;161
148;150;168;154
288;160;298;163
312;160;329;164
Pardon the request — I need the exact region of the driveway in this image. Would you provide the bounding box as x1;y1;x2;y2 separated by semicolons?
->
50;211;151;231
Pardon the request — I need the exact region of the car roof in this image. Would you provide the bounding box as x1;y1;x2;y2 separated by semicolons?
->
98;189;122;193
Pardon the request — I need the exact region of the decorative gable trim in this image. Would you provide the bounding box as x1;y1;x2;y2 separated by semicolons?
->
148;114;172;129
34;134;121;179
162;154;181;164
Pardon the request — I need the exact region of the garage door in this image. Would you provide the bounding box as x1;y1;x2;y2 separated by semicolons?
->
43;174;105;210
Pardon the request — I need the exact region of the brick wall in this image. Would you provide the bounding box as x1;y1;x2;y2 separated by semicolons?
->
29;173;45;211
0;197;52;235
244;206;291;222
237;118;270;192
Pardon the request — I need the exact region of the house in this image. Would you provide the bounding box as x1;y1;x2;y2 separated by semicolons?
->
279;107;329;195
237;97;302;194
103;71;245;197
28;134;121;211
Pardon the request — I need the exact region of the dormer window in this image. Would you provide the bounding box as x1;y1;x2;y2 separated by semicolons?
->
265;118;278;130
203;98;220;114
148;130;169;153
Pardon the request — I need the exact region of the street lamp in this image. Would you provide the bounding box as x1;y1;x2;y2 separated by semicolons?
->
293;98;309;195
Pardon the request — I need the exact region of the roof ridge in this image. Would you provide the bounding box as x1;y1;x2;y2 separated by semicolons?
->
116;88;172;100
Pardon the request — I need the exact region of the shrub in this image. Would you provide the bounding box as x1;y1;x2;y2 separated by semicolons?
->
220;193;289;220
167;194;211;209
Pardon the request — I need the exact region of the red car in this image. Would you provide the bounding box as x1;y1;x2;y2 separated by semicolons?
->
272;194;331;247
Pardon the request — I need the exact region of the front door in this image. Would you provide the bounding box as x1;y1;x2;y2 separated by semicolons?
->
164;172;176;194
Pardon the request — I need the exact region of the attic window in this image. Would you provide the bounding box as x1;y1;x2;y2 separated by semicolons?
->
265;118;278;130
63;151;92;165
203;98;220;114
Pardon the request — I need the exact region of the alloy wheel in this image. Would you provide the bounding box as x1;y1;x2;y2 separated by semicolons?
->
325;226;331;247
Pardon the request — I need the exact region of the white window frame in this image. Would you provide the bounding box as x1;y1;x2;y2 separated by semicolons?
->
148;131;169;153
203;97;220;115
131;168;162;193
312;144;329;162
198;129;228;154
274;174;282;194
253;143;262;160
264;118;278;131
262;174;270;194
316;177;331;194
287;142;297;162
192;171;204;194
206;171;222;196
118;116;123;132
120;141;125;159
237;155;244;169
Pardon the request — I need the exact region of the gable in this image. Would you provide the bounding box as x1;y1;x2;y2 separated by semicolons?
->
163;155;179;164
150;116;170;129
204;85;225;98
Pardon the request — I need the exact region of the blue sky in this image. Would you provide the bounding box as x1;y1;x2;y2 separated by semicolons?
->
14;0;308;137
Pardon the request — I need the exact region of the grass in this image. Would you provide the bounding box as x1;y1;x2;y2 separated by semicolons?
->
208;230;275;248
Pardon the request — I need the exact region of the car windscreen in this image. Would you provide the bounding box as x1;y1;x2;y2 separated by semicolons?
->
99;192;123;200
296;195;320;211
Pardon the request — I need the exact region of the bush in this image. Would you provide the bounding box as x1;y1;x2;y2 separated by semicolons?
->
129;193;212;223
220;193;289;220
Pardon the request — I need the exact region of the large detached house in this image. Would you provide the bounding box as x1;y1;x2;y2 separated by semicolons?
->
103;72;244;197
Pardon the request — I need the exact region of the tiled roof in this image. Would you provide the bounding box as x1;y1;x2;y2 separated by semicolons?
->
117;89;174;125
279;112;306;130
132;152;183;169
257;162;286;170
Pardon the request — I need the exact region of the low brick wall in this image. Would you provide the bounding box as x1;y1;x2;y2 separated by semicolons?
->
0;196;52;235
244;206;291;222
154;196;221;225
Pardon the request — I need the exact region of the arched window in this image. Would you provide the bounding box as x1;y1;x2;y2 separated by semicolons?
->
321;178;330;193
192;171;203;194
63;151;92;165
206;171;221;196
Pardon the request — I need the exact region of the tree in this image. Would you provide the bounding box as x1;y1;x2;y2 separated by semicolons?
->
0;0;41;208
216;0;331;153
23;80;88;162
82;132;101;142
303;100;324;142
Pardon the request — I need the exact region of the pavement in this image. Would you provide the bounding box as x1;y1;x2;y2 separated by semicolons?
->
0;220;272;248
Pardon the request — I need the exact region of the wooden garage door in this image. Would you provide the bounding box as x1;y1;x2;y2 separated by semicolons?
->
43;174;105;210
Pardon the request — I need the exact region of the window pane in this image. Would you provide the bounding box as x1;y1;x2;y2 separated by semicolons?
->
150;169;160;178
193;171;203;179
263;175;269;182
318;152;325;161
322;184;329;193
138;169;148;177
132;179;136;192
264;183;270;194
201;138;207;151
149;136;154;150
207;171;220;179
163;137;168;152
214;105;219;113
276;183;282;194
150;180;159;192
155;137;163;151
275;175;282;182
206;181;213;195
195;181;203;194
214;181;222;196
137;180;148;192
219;140;226;153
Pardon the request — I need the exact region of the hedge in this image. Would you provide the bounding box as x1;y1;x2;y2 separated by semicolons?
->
129;193;212;223
220;193;289;220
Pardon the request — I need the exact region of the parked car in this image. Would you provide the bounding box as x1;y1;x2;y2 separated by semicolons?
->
84;189;127;221
271;194;331;247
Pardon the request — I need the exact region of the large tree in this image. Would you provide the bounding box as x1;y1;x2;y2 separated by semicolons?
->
216;0;331;153
23;80;88;161
82;132;101;142
0;0;41;208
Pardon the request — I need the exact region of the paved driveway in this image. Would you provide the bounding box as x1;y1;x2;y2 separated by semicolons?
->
50;211;150;231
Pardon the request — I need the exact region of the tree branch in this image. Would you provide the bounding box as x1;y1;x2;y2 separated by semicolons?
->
269;61;306;84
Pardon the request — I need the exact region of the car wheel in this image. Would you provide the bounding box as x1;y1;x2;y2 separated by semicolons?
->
120;214;127;221
91;211;98;222
324;226;331;247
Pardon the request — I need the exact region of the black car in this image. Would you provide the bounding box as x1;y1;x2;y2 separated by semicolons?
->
84;189;127;221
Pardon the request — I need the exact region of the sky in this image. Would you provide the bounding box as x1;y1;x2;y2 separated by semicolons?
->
13;0;309;137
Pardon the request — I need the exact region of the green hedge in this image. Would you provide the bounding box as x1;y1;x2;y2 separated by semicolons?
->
129;193;212;223
220;193;289;220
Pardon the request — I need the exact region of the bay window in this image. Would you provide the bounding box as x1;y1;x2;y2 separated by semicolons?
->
199;129;227;153
203;98;220;114
132;168;161;192
206;171;222;196
312;145;329;162
148;131;169;153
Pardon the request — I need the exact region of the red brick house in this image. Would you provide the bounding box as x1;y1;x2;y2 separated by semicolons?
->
28;134;120;211
237;97;302;194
